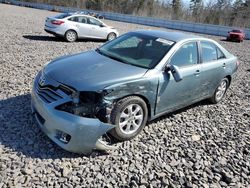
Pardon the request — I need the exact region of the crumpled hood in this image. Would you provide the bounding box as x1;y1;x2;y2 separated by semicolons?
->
44;50;147;91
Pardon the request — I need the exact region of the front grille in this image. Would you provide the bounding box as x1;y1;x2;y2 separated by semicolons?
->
230;34;239;39
36;84;63;103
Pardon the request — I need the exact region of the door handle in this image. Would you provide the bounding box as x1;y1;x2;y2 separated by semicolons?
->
222;63;226;68
194;70;200;76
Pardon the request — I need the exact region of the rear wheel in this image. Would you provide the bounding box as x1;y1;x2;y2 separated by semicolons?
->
209;78;229;104
65;30;77;42
107;32;116;41
110;96;148;141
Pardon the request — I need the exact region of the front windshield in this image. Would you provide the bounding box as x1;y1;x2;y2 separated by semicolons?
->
97;33;174;69
232;30;242;33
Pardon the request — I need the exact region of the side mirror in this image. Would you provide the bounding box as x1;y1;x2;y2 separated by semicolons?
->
100;24;105;27
165;64;183;82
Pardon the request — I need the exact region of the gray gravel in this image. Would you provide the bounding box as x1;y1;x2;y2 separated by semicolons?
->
0;3;250;188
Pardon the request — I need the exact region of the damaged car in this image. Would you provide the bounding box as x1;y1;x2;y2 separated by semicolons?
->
31;30;239;154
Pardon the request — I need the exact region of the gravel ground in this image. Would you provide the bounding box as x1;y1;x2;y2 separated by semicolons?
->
0;3;249;188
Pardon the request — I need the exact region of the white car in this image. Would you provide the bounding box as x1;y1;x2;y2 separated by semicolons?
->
44;13;119;42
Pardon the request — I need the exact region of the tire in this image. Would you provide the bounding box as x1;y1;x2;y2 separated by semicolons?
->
110;96;148;141
107;32;116;41
65;30;77;42
209;78;229;104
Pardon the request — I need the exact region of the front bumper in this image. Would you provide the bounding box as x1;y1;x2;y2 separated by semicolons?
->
31;77;115;154
227;35;242;41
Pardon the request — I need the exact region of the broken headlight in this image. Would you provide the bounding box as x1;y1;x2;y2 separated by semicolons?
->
56;91;109;120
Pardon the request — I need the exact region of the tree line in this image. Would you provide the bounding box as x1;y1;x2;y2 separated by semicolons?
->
21;0;250;28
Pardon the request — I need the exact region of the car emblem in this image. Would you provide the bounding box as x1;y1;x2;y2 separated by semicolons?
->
39;75;46;86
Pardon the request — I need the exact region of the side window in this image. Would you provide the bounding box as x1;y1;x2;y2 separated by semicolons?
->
201;41;218;62
78;16;87;24
87;18;102;26
68;16;79;22
170;42;198;67
217;47;226;59
69;16;87;23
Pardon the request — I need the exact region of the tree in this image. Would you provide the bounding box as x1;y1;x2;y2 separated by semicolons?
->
231;0;250;27
172;0;182;20
190;0;203;22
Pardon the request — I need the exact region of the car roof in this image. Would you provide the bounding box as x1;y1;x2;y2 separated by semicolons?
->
55;12;97;19
231;29;244;32
132;30;204;42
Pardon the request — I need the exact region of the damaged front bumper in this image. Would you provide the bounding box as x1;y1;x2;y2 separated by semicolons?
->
31;85;116;154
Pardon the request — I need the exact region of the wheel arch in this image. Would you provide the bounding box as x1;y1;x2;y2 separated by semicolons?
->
107;32;117;40
113;94;152;121
225;75;232;87
64;29;78;37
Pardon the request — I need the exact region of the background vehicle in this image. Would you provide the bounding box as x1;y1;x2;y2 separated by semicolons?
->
32;30;238;154
75;11;105;19
226;29;245;42
44;12;118;42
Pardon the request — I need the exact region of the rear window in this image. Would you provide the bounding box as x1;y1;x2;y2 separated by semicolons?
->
201;41;225;62
55;13;70;19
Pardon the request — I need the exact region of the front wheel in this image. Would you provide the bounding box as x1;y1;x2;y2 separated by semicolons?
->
107;32;116;41
209;78;229;104
110;96;148;141
65;30;77;42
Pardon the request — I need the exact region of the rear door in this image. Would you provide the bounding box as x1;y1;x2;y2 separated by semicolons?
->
156;41;202;114
199;41;226;97
68;16;90;38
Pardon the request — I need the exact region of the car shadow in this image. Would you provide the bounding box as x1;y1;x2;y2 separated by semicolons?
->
23;35;64;42
220;38;241;43
23;35;106;43
220;39;228;42
0;94;110;159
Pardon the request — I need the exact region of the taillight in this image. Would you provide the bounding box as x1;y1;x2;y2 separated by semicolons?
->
236;61;240;67
51;20;64;25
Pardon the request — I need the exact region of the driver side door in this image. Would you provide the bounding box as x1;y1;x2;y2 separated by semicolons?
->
155;41;202;114
87;17;106;39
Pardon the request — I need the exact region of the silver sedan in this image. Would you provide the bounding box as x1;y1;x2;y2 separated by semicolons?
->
44;13;119;42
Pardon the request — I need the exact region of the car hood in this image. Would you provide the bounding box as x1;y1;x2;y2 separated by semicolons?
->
44;50;147;91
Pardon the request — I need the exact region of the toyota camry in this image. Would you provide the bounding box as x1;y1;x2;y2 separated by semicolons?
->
31;30;239;154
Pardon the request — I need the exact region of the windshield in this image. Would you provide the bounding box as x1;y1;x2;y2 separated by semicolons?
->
232;30;242;33
97;33;174;69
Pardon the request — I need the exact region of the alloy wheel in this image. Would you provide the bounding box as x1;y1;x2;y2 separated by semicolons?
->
215;80;227;101
119;104;144;135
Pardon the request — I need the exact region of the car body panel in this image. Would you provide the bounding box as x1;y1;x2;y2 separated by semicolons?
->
44;50;147;91
32;30;238;153
156;64;202;114
31;72;115;154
